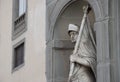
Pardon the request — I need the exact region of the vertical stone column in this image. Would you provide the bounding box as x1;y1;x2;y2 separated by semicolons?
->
95;19;110;82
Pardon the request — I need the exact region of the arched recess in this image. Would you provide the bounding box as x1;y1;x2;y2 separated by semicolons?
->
46;0;110;82
46;0;103;41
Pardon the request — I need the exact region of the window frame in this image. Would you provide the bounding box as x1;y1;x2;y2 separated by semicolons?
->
12;0;27;40
12;38;25;72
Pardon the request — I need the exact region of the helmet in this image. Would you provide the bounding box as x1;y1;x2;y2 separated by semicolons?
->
68;24;79;34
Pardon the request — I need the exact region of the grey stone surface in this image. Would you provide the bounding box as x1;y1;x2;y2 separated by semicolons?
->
95;19;110;82
52;49;71;82
109;0;120;82
52;40;74;49
46;46;53;82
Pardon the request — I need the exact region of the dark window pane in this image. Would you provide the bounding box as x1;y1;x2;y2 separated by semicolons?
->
14;43;24;68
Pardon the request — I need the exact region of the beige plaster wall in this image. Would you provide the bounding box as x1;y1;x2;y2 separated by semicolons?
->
0;0;13;82
0;0;46;82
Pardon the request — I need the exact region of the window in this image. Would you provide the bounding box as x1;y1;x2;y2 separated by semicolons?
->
13;43;24;68
12;0;27;40
19;0;26;16
12;41;25;71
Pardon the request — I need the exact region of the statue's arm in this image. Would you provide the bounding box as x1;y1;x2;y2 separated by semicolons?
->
70;55;92;67
75;57;90;67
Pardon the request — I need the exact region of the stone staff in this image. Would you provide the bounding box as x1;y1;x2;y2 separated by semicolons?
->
68;5;90;82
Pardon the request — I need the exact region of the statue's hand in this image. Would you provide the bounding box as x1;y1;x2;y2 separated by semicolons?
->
70;55;77;62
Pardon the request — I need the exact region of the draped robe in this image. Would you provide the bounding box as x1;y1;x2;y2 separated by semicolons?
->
70;18;96;82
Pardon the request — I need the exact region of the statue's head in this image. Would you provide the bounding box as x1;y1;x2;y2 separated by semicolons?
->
68;24;79;42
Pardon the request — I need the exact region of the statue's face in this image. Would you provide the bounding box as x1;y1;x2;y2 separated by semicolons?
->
69;31;78;43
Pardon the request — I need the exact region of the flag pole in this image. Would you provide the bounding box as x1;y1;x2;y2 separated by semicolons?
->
68;5;90;82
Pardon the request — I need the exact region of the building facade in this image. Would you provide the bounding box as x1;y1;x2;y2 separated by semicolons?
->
0;0;46;82
0;0;120;82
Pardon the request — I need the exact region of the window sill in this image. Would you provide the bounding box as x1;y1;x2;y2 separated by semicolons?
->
12;63;25;73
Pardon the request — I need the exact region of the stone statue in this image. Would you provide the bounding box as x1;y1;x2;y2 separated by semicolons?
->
68;13;96;82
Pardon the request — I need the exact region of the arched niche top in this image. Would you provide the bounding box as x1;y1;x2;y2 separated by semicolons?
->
53;0;96;40
49;0;103;33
